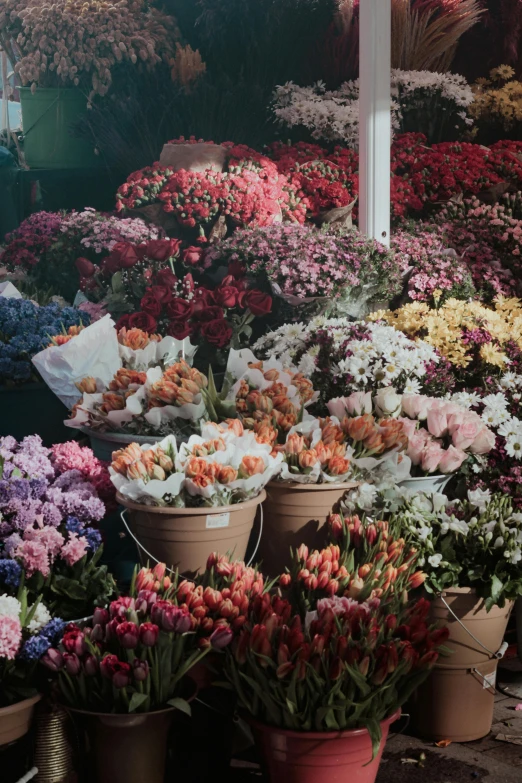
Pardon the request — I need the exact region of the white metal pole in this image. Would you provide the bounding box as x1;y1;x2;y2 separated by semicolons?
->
359;0;391;246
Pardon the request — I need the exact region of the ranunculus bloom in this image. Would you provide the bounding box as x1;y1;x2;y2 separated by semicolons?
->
244;289;272;316
201;319;233;348
128;312;157;332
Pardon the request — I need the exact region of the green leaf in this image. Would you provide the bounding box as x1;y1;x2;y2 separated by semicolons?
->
167;698;192;717
128;692;149;713
111;271;123;294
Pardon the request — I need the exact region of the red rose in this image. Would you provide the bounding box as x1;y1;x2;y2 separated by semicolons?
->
181;246;204;266
165;297;194;320
155;268;177;288
116;314;132;331
143;239;182;262
128;312;157;332
214;285;238;309
244;289;272;316
192;288;215;315
111;242;139;268
201;319;233;348
149;285;172;305
140;290;163;317
194;305;224;323
103;254;122;276
168;320;193;340
228;259;246;278
75;257;95;278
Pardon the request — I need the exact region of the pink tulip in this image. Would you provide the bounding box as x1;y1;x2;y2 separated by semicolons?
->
63;652;81;676
426;409;448;439
420;442;445;473
438;446;467;473
116;621;140;649
210;625;234;650
83;654;99;676
41;648;63;672
93;608;109;627
469;426;496;455
401;394;433;421
132;659;149;682
328;392;372;418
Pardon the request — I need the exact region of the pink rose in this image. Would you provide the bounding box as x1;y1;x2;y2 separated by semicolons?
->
451;418;481;451
426;408;448;439
438;446;467;474
407;432;430;465
397;417;418;440
469;426;496;455
401;394;433;421
447;410;466;432
420;442;445;473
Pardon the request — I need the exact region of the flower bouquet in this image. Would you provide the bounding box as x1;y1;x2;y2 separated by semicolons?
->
254;317;452;413
397;393;495;482
203;224;404;322
109;423;282;573
40;574;235;783
68;360;209;443
0;587;65;743
0;435;116;620
380;486;521;740
225;581;447;781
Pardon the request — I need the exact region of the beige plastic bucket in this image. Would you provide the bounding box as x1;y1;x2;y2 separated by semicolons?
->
258;481;358;577
411;588;512;741
118;491;265;576
0;694;41;746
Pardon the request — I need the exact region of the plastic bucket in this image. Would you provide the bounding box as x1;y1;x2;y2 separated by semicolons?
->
258;481;358;577
83;429;164;463
410;588;512;741
249;710;400;783
0;695;41;747
20;87;100;169
118;490;265;576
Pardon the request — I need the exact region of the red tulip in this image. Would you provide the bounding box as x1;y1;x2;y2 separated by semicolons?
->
210;625;234;650
132;659;150;682
63;652;81;676
139;622;159;647
93;608;109;627
62;630;86;656
116;621;140;649
83;654;99;676
75;257;95;277
41;648;63;672
112;661;132;689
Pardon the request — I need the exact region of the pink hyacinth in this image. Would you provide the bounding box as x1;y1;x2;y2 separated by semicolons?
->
23;526;65;560
0;615;22;660
15;540;50;578
61;533;89;566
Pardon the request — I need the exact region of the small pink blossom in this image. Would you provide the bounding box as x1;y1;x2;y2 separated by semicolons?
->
0;615;22;660
61;533;89;566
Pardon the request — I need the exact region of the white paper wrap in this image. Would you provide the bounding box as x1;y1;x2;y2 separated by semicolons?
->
32;315;121;409
119;336;197;370
0;282;23;299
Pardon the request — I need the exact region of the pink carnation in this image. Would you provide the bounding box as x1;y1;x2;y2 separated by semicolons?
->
0;615;22;660
15;540;50;578
61;533;89;567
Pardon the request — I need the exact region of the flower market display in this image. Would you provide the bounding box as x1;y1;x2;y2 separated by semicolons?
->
3;0;522;780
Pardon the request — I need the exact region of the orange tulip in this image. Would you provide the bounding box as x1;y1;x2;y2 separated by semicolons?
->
239;455;265;478
343;414;376;442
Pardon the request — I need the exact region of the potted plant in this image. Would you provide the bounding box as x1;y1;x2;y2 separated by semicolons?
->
0;434;116;620
109;421;282;575
0;297;89;444
0;586;64;746
0;0;176;169
40;573;236;783
224;539;448;783
388;488;521;741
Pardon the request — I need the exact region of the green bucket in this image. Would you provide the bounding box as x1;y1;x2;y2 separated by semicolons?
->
20;87;101;169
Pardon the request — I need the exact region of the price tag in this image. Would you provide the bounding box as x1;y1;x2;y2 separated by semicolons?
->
206;512;230;529
483;670;496;690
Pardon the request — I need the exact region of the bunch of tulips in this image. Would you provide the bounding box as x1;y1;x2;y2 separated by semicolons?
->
225;589;449;752
41;563;238;714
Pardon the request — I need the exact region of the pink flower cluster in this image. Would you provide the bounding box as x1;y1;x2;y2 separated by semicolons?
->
399;395;496;474
14;526;88;578
0;615;22;660
50;442;116;513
